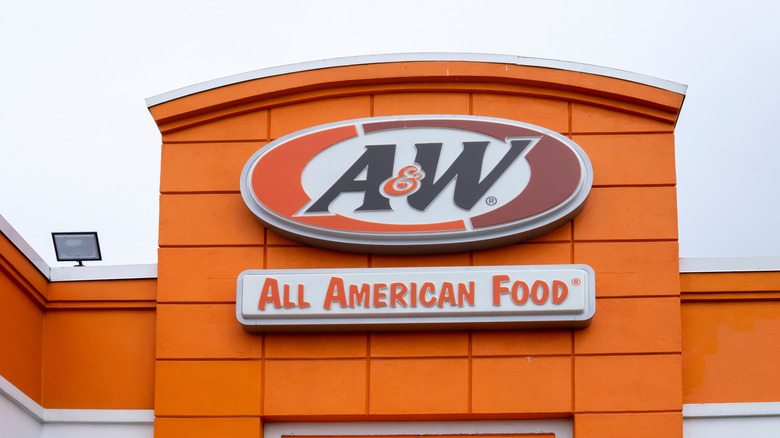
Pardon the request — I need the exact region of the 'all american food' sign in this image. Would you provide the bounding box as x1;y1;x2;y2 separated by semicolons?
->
237;265;595;331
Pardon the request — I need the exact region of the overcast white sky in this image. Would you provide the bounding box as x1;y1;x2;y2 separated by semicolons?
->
1;1;779;266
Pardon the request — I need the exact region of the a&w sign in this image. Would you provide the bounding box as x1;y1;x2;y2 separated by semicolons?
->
240;115;592;253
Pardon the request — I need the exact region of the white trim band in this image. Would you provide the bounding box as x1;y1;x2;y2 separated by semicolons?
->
48;264;158;282
43;409;154;424
266;420;572;438
684;402;780;418
680;257;780;273
0;374;44;422
145;52;688;107
1;374;153;424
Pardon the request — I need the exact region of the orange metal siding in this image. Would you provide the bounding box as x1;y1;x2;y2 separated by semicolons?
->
681;272;780;404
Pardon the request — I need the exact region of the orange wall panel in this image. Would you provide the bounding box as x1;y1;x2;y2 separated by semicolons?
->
472;94;569;134
264;359;366;415
471;329;572;357
156;303;262;359
155;360;262;416
573;133;676;186
269;96;371;139
573;187;678;241
473;242;572;266
574;354;681;412
160;142;266;193
574;412;682;438
265;332;367;359
682;301;780;404
369;358;469;415
574;297;681;354
370;331;469;357
472;356;571;414
42;309;155;409
159;194;265;246
373;92;470;116
265;246;368;269
574;241;679;297
154;417;262;438
370;252;471;268
157;246;263;303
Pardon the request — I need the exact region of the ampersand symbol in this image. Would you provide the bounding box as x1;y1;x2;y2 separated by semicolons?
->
383;165;425;196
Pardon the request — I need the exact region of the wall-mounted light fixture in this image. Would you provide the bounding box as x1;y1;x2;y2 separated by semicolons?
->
51;232;102;267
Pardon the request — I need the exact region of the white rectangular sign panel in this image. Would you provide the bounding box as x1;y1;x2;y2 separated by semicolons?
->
236;265;595;332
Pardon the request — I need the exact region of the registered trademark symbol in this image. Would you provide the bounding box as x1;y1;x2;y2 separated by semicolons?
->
571;278;581;286
486;196;497;206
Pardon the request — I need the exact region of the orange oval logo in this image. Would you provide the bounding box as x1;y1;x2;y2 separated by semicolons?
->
240;115;592;253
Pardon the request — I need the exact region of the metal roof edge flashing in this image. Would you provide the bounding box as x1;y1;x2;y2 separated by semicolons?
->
680;256;780;273
0;213;50;278
48;264;158;282
145;52;688;108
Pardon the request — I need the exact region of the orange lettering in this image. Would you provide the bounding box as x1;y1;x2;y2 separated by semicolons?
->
324;277;347;310
282;284;296;308
458;282;475;306
297;284;310;308
258;278;282;310
419;282;437;307
438;282;456;307
492;275;510;305
552;280;568;304
349;283;370;308
390;282;408;307
373;283;388;308
511;280;529;305
531;280;549;304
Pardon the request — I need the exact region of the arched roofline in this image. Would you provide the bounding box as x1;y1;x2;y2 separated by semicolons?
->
146;52;687;108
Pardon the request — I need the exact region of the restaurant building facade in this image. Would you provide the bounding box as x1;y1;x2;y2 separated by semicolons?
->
1;54;779;437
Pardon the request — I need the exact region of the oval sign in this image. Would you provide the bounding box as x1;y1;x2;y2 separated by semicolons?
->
240;115;592;253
